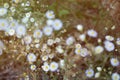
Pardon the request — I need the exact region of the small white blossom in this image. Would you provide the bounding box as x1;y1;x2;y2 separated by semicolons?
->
66;36;75;45
42;62;50;72
45;10;55;19
0;8;7;16
4;3;9;8
111;73;120;80
75;48;89;57
104;41;115;52
50;62;59;72
0;19;9;31
87;29;98;38
52;19;63;30
110;58;119;67
9;20;18;29
33;29;43;39
105;35;114;41
95;72;100;78
79;34;86;41
60;59;65;68
30;64;36;71
116;38;120;45
27;53;37;62
16;25;26;37
8;29;15;36
46;19;54;26
56;46;64;54
97;67;102;72
76;24;83;31
23;35;32;45
85;68;94;78
22;17;29;23
94;46;104;54
43;26;53;36
30;18;35;22
47;39;54;46
42;55;49;61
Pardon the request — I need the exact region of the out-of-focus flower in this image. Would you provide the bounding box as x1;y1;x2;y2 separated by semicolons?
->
23;35;32;45
27;53;37;62
50;62;59;72
22;17;29;23
0;19;8;31
85;68;94;78
52;19;63;31
79;34;86;41
116;38;120;45
75;48;89;57
47;39;54;46
111;73;120;80
30;64;36;71
60;59;65;68
33;29;43;39
0;8;7;16
94;46;104;54
43;26;53;36
105;35;114;41
87;29;98;38
45;10;55;19
42;55;49;61
9;20;18;29
42;62;50;72
46;19;54;26
4;3;9;8
110;58;119;67
8;29;15;36
66;36;75;45
16;25;26;37
56;45;64;54
104;41;115;52
95;72;100;78
76;24;83;31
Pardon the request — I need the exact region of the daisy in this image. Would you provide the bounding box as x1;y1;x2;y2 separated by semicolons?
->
105;35;114;41
94;46;104;54
45;10;55;19
0;19;8;31
42;62;50;72
79;34;86;41
76;24;83;31
8;28;15;36
50;62;59;72
30;64;36;71
27;53;37;62
43;26;53;36
33;29;43;39
85;68;94;78
87;29;98;38
47;39;54;46
111;73;120;80
42;55;49;61
52;19;63;30
16;25;26;37
104;41;115;52
110;58;119;67
9;20;18;29
66;36;75;45
0;8;7;16
23;35;32;45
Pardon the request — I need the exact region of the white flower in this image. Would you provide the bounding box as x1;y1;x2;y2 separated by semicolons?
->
85;68;94;78
87;29;98;38
79;34;86;41
45;10;55;19
8;29;15;36
16;25;26;37
111;73;120;80
97;67;102;72
23;35;32;45
110;58;119;67
76;24;83;31
52;19;63;30
116;38;120;45
95;72;100;78
33;29;43;39
75;44;81;49
4;3;9;8
43;26;53;36
10;7;15;12
42;55;49;61
50;62;59;72
94;46;104;54
42;62;50;72
25;12;31;18
105;35;114;41
75;48;89;57
66;36;75;45
47;39;54;46
22;17;29;23
27;53;37;62
0;48;3;55
56;46;64;54
30;64;36;71
0;8;7;16
104;41;115;52
30;18;35;22
0;19;8;31
9;20;18;29
60;59;65;68
46;19;54;26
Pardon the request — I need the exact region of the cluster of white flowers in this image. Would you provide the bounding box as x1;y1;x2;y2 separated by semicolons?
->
42;62;59;72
